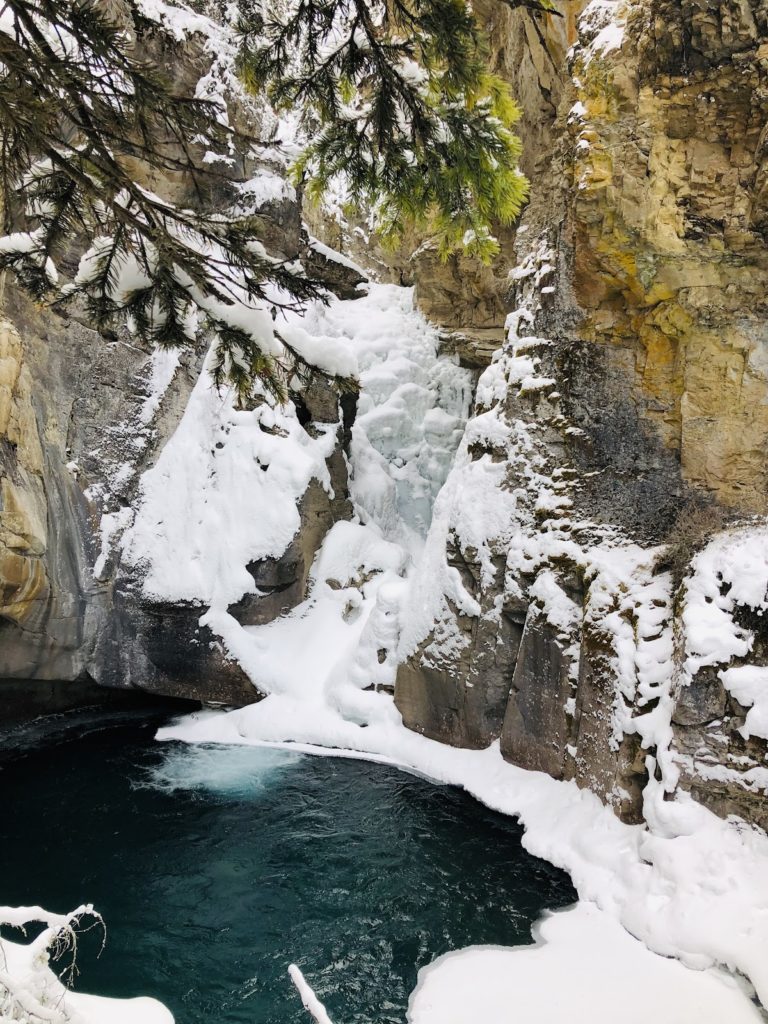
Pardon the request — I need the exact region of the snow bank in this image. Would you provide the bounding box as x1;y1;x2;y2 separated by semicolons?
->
200;520;406;701
408;903;762;1024
121;347;339;607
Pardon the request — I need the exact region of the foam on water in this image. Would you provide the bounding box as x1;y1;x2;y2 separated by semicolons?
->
143;742;303;798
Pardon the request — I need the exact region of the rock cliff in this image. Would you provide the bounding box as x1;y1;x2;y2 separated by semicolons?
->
0;15;361;710
1;0;767;838
396;0;768;831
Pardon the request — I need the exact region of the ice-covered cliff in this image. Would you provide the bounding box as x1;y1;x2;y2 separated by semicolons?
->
1;0;768;952
396;0;768;833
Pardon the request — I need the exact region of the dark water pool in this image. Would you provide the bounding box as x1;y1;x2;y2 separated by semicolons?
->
0;711;576;1023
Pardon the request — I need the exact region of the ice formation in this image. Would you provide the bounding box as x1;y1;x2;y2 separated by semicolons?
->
146;274;768;1016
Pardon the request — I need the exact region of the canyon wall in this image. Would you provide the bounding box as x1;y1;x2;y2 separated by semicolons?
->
396;0;768;830
0;18;361;712
1;0;767;835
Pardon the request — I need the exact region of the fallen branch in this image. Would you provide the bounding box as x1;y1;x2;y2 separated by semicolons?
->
288;964;335;1024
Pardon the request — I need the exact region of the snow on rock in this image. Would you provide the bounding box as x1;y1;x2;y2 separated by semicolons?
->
578;0;627;63
719;666;768;740
683;526;768;677
236;170;296;210
121;348;339;607
200;520;406;700
86;342;185;583
408;903;763;1024
121;283;467;613
678;525;768;748
138;349;182;427
307;237;368;278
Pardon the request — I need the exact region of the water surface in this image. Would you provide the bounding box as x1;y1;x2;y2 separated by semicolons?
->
0;712;576;1022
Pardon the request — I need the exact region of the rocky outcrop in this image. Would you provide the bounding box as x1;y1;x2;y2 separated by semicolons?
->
2;0;766;840
396;0;768;831
0;17;362;709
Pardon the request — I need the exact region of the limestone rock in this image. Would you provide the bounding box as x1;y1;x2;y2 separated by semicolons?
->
395;0;768;834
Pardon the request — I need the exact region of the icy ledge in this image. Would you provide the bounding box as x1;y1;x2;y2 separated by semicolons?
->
159;696;768;1017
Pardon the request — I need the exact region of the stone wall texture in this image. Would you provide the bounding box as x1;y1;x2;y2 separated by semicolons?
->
396;0;768;832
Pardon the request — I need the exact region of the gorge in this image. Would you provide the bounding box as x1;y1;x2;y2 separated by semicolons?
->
2;0;768;1020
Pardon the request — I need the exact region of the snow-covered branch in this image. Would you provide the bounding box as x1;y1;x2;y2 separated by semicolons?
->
0;905;172;1024
288;964;335;1024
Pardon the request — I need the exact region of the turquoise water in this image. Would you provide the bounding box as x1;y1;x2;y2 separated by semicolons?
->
0;711;576;1022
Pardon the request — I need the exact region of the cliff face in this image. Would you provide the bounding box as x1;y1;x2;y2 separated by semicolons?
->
0;19;361;710
396;0;768;831
1;0;767;834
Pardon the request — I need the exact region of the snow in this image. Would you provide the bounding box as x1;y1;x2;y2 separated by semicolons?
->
121;266;768;1019
408;903;763;1024
683;527;768;675
0;228;44;254
0;906;173;1024
307;237;368;278
579;0;626;62
288;964;336;1024
236;170;295;210
139;349;181;426
199;521;406;700
121;349;339;606
120;284;467;609
677;526;768;745
719;666;768;740
133;0;216;42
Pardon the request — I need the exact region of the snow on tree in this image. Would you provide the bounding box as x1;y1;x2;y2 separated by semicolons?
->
0;903;172;1023
237;0;531;261
0;0;540;401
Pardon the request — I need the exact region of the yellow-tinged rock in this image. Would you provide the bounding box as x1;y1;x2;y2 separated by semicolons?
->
0;547;48;623
0;478;46;555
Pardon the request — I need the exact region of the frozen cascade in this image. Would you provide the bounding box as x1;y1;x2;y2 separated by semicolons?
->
121;281;475;715
312;284;474;700
327;284;474;553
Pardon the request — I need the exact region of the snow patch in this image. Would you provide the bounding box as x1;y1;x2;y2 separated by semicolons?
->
408;903;763;1024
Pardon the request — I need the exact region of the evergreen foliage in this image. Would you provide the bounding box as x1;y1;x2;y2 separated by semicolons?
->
0;0;544;399
0;0;332;404
238;0;530;261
